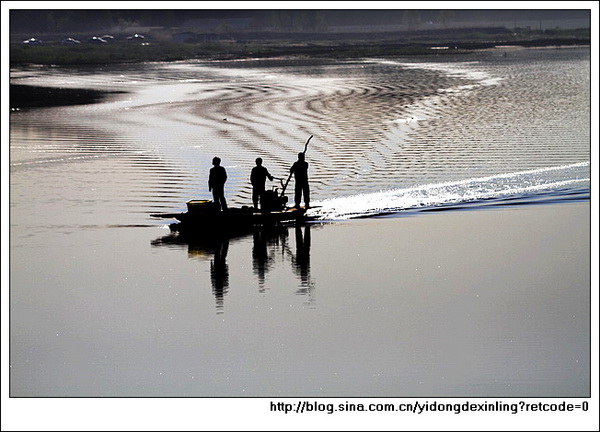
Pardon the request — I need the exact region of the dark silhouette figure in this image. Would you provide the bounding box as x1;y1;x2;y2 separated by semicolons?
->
250;157;274;210
208;156;228;211
290;152;309;208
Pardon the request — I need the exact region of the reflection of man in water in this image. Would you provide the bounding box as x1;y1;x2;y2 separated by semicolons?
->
252;229;269;290
290;152;309;208
293;225;311;287
250;157;274;210
210;237;229;313
208;156;228;211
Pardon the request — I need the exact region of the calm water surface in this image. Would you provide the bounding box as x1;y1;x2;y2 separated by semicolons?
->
9;47;590;397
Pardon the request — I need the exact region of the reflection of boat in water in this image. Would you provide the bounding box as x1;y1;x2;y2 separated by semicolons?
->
151;223;315;313
151;223;285;256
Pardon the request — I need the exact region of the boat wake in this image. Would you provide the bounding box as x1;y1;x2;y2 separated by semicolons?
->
311;162;590;220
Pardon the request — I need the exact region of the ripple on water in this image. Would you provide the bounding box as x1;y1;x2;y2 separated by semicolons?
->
10;49;590;218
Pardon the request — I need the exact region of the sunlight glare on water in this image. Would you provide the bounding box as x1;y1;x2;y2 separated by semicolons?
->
312;162;591;219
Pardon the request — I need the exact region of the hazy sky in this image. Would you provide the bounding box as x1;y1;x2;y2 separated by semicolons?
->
8;7;591;34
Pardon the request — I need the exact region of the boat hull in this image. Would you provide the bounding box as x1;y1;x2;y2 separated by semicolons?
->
154;206;308;235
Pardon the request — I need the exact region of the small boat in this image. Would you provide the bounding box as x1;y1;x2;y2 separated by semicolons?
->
151;190;309;234
153;136;316;235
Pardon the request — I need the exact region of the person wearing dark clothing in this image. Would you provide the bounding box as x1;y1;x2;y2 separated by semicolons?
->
208;156;228;211
290;152;309;208
250;157;274;210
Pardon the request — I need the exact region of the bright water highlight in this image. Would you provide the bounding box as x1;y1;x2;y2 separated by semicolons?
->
313;162;590;219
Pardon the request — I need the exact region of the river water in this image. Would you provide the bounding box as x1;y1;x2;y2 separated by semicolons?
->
8;46;591;397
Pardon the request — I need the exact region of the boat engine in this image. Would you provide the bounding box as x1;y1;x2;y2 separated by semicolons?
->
262;189;287;211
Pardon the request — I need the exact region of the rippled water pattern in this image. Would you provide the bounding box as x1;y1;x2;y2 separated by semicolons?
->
9;47;591;399
10;48;590;222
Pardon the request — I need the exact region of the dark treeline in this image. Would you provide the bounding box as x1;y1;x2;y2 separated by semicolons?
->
10;9;591;34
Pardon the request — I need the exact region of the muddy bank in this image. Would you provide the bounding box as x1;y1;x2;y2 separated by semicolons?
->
10;84;125;109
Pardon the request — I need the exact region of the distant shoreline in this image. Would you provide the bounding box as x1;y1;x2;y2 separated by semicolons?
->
10;31;590;66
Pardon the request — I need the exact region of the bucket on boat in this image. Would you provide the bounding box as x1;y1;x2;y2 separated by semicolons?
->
186;199;213;212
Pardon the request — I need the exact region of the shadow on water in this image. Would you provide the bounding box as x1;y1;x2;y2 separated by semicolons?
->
151;223;315;313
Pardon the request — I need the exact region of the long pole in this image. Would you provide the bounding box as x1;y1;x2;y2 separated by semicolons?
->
281;135;312;196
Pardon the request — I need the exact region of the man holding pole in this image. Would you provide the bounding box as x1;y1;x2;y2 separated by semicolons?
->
290;152;310;209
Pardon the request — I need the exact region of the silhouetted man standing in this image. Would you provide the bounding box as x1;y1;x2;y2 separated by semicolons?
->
208;156;228;211
290;152;309;208
250;157;274;210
